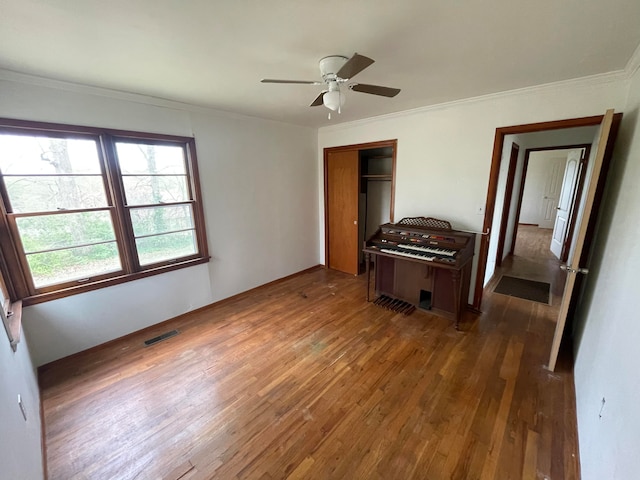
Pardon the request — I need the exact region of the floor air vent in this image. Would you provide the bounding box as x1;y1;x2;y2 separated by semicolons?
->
144;329;180;346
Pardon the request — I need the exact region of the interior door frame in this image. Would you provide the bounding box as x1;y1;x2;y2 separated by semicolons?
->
473;114;620;309
495;142;519;267
508;143;592;259
324;139;397;270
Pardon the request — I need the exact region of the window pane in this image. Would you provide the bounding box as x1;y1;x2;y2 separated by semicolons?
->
26;242;121;288
0;121;208;300
136;230;197;266
115;143;186;175
0;135;102;175
5;176;108;213
16;211;116;253
122;175;189;205
130;205;194;237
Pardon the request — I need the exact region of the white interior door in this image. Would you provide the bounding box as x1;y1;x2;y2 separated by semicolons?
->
548;109;615;371
550;149;583;258
539;157;566;228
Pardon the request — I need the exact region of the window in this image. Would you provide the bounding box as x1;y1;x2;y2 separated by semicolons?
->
0;119;209;305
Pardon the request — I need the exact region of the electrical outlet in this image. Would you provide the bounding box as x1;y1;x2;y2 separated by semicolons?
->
17;394;27;421
476;205;485;215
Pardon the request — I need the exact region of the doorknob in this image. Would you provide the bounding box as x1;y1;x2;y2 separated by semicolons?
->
560;264;589;274
556;207;561;210
353;220;358;225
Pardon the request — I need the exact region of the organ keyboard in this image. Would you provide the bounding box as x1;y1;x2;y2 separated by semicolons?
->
364;217;475;328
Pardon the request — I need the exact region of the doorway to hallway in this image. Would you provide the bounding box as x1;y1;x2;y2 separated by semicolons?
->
487;224;566;313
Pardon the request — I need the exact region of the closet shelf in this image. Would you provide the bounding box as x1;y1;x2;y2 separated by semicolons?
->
362;174;392;179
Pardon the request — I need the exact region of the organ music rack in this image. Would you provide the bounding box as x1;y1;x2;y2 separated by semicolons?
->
364;217;475;329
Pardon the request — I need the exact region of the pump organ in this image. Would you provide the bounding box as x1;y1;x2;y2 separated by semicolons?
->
364;217;475;329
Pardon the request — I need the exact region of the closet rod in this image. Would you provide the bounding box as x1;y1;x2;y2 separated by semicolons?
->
453;228;490;236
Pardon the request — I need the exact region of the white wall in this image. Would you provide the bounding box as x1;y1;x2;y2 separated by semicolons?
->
318;76;628;301
0;332;43;480
0;73;319;366
365;181;392;239
572;65;640;479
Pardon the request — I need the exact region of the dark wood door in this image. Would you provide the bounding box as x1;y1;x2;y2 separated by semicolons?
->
326;150;359;275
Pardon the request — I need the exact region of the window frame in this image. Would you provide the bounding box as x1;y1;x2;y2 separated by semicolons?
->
0;248;21;351
0;118;210;306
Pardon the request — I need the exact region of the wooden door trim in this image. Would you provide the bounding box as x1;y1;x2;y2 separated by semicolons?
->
561;145;591;262
509;150;531;255
390;142;397;223
474;115;608;309
324;139;398;153
323;139;397;269
495;142;519;266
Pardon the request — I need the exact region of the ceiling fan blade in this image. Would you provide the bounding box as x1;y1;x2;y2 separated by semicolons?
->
310;91;326;107
336;53;375;79
349;83;401;97
261;79;322;85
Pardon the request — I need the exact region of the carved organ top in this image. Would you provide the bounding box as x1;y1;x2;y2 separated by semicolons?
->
364;217;475;269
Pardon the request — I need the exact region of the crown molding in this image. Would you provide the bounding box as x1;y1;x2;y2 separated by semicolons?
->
0;68;200;110
624;42;640;78
0;68;312;131
320;69;629;133
2;43;638;135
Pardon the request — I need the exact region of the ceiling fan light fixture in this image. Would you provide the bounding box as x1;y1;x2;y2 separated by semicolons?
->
261;53;399;118
322;89;345;111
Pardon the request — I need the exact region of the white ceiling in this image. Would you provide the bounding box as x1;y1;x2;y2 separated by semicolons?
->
1;0;640;128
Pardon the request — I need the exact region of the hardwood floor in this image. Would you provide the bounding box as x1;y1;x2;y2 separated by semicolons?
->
40;265;579;479
488;225;568;310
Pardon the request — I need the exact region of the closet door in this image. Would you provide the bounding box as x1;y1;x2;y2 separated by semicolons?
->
326;150;359;275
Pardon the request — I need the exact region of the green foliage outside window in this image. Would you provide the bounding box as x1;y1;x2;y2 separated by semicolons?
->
0;123;207;300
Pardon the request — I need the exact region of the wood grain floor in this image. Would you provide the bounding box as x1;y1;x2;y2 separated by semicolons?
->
40;263;579;479
489;225;567;310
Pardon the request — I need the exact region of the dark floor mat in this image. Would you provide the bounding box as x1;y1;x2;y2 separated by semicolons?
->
493;275;551;304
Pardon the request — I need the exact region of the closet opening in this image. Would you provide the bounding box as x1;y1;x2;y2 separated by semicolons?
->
324;139;397;275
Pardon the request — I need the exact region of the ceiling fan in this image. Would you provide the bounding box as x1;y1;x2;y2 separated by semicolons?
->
261;53;400;118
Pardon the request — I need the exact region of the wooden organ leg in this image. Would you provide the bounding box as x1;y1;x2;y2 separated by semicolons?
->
365;252;371;302
451;269;461;330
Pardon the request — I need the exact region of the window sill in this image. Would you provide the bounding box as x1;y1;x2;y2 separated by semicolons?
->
22;256;210;307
